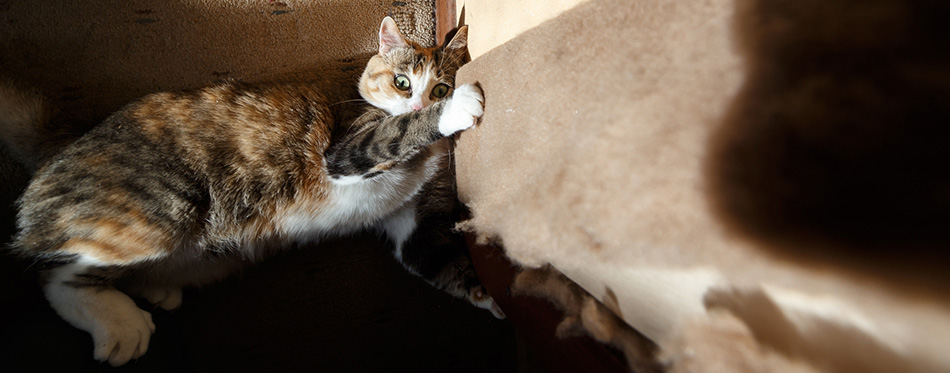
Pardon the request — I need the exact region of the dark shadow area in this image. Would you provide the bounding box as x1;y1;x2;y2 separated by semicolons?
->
466;237;631;373
1;234;517;372
707;0;950;296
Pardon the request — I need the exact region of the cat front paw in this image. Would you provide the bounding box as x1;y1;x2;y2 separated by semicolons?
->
438;83;484;136
469;285;506;319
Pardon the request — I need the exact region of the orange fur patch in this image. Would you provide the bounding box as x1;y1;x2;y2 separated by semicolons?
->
62;217;172;263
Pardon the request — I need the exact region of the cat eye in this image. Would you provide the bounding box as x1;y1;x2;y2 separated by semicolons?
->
393;75;411;91
431;83;450;98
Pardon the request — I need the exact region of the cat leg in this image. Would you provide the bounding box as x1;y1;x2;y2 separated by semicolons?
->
121;252;248;311
382;206;420;262
143;287;182;310
382;206;505;319
44;254;156;366
124;285;183;311
326;84;484;181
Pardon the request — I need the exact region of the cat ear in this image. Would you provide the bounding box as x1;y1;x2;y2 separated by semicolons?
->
442;25;469;56
378;16;408;55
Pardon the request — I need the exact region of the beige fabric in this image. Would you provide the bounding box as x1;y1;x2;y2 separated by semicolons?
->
455;0;590;59
454;0;950;371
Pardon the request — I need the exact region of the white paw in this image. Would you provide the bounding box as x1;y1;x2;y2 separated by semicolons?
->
91;305;156;367
142;286;183;311
438;83;484;136
469;286;506;319
45;283;157;367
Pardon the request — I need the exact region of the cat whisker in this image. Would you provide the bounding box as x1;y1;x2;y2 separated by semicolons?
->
334;111;377;141
329;98;367;107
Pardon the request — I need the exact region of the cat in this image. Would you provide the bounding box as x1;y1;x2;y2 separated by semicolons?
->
0;16;501;366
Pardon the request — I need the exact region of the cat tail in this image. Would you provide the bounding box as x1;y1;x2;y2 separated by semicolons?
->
0;79;70;170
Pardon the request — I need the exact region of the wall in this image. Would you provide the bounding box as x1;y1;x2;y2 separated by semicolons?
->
455;0;590;59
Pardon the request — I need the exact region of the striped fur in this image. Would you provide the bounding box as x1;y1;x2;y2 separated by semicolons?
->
0;17;496;366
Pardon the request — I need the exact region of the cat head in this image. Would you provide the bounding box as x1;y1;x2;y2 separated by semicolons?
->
359;17;469;116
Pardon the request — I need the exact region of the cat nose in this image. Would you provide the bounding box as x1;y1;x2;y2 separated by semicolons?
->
411;102;424;111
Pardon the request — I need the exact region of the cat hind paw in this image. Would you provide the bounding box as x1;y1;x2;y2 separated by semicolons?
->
142;287;183;311
91;307;156;367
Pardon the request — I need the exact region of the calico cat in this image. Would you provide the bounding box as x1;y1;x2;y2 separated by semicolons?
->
0;17;500;366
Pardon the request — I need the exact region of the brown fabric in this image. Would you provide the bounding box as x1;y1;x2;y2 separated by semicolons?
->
453;0;950;371
0;0;435;130
466;238;633;373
